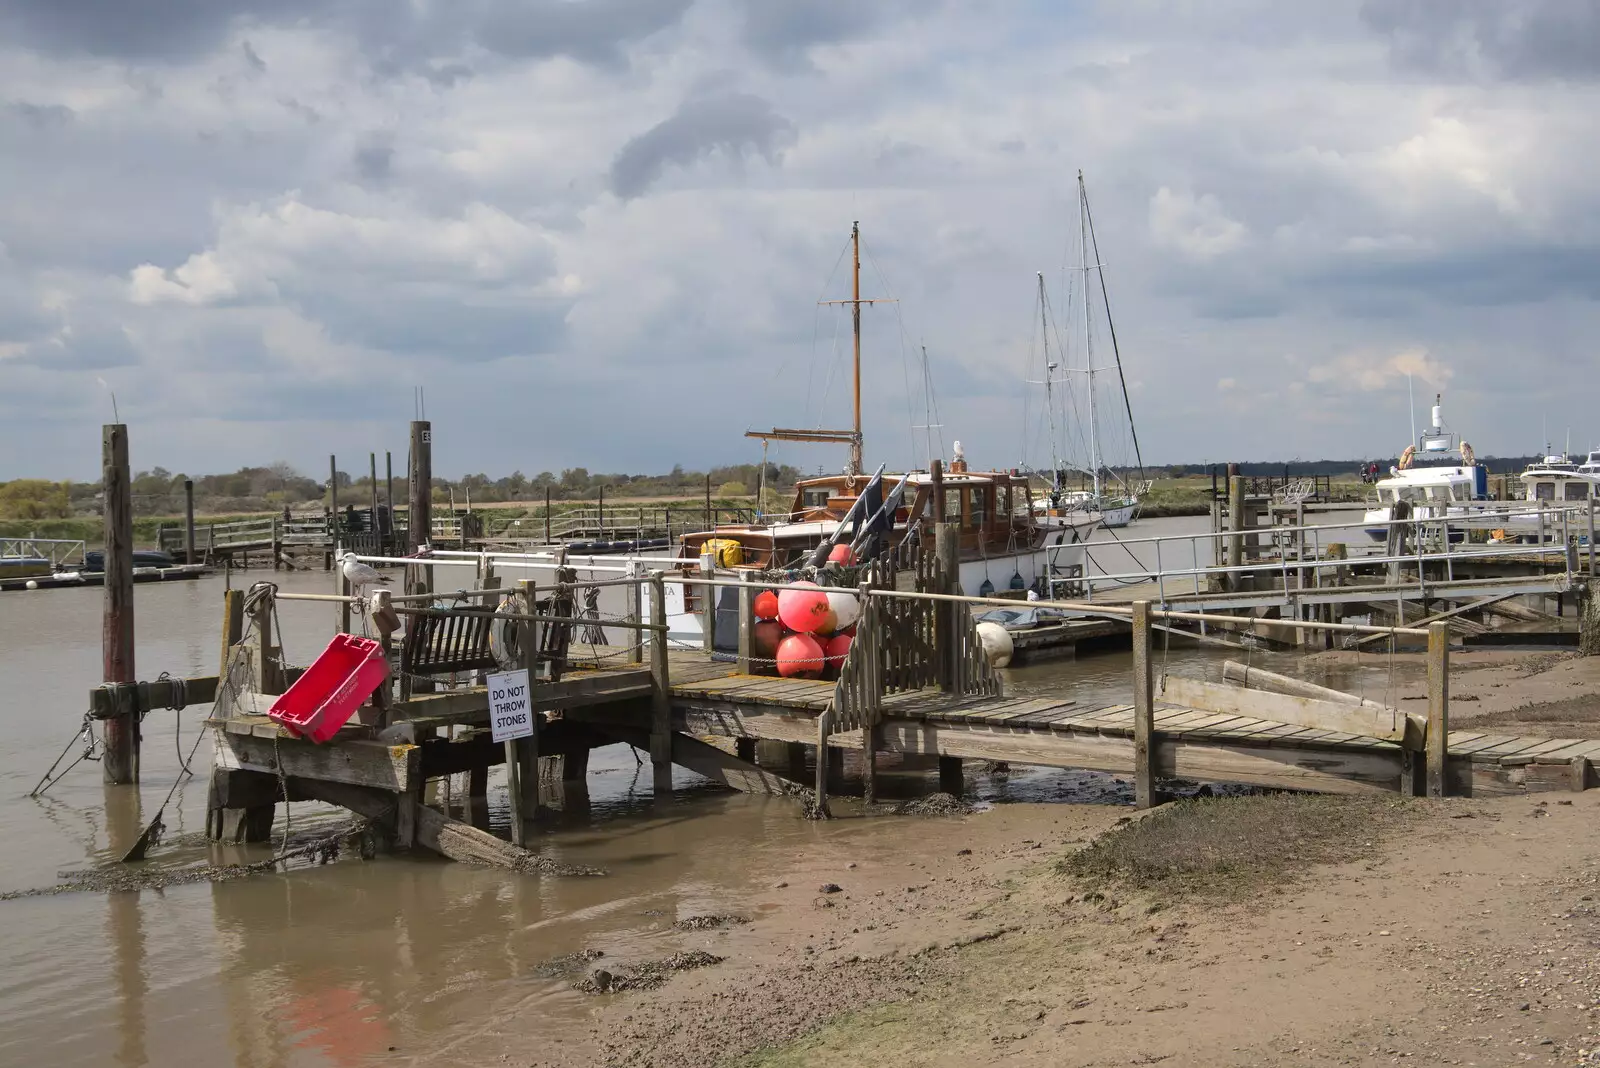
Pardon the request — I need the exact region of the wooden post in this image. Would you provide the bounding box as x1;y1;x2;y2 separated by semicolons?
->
938;756;964;797
700;572;716;653
597;484;604;535
249;589;278;695
102;423;138;785
628;564;645;664
1589;497;1596;578
507;578;541;844
935;523;960;692
859;578;878;805
1426;620;1450;797
736;571;754;673
368;452;378;538
183;478;196;566
649;571;673;793
409;420;432;594
1132;600;1156;808
705;473;712;530
1227;472;1245;591
218;588;244;676
544;487;552;544
271;515;281;571
331;454;351;632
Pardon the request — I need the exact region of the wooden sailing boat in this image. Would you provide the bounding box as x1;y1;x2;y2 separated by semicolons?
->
1029;171;1149;529
659;222;1096;644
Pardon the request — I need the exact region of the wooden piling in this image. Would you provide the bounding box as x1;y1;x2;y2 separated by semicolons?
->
507;579;541;844
183;478;196;567
102;423;138;784
1426;620;1450;797
409;420;432;594
1227;472;1245;590
736;572;754;673
648;571;672;794
218;588;244;676
1132;600;1156;808
935;524;960;692
939;755;964;797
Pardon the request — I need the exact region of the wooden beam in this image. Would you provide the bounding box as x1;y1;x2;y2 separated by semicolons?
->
88;675;220;719
1161;676;1418;748
214;729;419;792
597;726;800;796
1221;660;1393;709
1349;595;1510;647
292;778;546;869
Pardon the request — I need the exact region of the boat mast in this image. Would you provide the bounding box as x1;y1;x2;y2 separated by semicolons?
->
1079;170;1100;501
1038;271;1061;495
748;221;891;474
851;221;863;474
1081;171;1145;483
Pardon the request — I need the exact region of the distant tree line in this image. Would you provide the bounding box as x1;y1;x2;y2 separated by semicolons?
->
0;461;803;519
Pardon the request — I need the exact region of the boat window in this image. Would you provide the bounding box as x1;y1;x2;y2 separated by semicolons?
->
1535;482;1556;500
1377;488;1392;504
802;489;830;509
972;487;989;527
1565;481;1589;501
945;488;963;524
1395;486;1426;503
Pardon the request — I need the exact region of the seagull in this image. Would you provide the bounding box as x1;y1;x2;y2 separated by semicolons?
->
340;551;390;590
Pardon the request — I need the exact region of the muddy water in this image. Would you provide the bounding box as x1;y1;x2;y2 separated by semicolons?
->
0;515;1404;1065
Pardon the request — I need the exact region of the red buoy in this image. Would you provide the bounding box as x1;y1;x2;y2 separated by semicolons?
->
827;544;857;566
777;581;832;634
776;633;826;678
753;589;779;621
823;632;853;672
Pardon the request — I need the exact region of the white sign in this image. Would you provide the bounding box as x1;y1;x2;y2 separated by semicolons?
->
487;669;534;743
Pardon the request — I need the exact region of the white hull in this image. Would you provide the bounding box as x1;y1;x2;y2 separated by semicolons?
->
651;539;1089;647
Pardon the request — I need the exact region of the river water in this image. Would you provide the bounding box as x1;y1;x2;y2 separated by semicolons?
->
0;514;1404;1065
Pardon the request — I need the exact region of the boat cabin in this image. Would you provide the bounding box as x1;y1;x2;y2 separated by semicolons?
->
1520;457;1599;502
677;465;1045;571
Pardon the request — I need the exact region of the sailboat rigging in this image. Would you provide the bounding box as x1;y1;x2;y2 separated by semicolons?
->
1026;170;1149;529
745;221;892;476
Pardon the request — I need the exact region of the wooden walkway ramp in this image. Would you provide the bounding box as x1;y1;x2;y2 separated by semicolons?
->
549;649;1600;799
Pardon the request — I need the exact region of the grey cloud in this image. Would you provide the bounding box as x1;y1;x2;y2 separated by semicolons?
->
610;91;794;199
353;133;394;185
735;0;917;64
0;0;321;61
241;39;266;72
0;0;693;71
7;101;73;128
1363;0;1600;80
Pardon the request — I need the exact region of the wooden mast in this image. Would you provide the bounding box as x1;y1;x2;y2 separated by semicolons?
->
747;221;892;476
850;221;863;473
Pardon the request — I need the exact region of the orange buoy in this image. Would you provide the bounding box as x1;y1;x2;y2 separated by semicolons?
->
823;632;852;671
776;633;825;678
752;619;784;658
753;589;779;621
777;581;832;634
828;543;857;566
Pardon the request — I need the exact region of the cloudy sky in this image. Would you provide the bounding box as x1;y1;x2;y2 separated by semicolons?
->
2;0;1597;482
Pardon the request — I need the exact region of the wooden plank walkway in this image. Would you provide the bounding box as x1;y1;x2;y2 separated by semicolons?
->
611;648;1600;797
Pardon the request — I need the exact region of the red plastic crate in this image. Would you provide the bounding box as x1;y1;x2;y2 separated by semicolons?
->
268;634;389;743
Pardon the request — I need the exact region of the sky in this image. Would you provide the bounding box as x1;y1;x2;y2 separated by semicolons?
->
2;0;1598;482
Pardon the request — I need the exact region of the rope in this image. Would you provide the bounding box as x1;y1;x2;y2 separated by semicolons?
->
28;714;100;798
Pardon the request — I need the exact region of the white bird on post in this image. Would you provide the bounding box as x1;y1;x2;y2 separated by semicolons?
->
340;551;390;591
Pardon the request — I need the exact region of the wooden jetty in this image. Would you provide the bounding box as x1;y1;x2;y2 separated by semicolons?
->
74;423;1600;870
